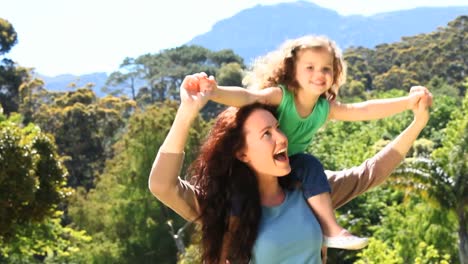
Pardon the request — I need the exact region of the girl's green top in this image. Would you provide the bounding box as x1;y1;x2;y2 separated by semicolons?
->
277;85;330;155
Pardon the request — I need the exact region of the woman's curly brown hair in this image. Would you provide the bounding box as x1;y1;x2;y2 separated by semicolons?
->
243;35;347;101
189;103;280;263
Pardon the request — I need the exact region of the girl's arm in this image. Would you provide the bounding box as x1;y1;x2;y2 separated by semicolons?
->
148;77;211;222
196;72;283;107
328;86;427;121
212;85;283;107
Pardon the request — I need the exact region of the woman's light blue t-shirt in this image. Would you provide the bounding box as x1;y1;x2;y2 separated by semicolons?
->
251;189;323;263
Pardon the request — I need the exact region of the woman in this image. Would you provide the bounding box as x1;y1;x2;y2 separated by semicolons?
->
148;77;431;263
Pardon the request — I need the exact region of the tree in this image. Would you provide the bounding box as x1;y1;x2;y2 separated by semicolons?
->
0;18;27;115
356;197;457;263
342;50;373;97
104;57;140;100
0;18;17;55
394;90;468;264
0;210;91;263
0;60;29;115
0;113;69;238
373;66;419;91
112;45;245;107
18;74;48;124
31;87;135;189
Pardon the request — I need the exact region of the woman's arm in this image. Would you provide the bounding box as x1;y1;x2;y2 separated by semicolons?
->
148;77;211;222
328;86;428;121
327;91;432;209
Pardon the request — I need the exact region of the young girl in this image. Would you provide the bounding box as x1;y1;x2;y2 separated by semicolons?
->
188;34;427;250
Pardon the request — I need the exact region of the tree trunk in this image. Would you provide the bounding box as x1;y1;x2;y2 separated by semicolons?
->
458;207;468;264
130;77;136;100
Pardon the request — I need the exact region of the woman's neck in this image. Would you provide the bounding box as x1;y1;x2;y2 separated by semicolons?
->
294;88;320;118
257;177;285;207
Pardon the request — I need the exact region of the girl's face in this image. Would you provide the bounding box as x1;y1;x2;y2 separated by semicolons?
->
294;48;334;96
236;109;290;179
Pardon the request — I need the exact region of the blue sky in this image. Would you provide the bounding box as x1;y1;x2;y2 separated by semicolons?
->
1;0;467;76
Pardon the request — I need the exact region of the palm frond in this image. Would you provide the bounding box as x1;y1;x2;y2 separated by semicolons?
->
390;157;457;209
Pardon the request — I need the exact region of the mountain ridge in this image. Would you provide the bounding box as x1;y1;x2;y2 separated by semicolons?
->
188;2;468;64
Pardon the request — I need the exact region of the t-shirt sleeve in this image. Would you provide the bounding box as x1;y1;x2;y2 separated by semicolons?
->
326;147;404;209
149;152;201;222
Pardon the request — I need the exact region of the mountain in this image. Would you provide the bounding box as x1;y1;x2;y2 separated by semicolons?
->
38;72;109;98
187;1;468;64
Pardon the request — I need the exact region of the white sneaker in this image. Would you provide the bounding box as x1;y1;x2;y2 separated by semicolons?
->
323;230;369;250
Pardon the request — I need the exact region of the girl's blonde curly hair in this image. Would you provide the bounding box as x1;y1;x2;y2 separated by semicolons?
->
243;35;346;101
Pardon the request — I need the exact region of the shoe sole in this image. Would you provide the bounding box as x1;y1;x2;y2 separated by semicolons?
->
325;240;369;250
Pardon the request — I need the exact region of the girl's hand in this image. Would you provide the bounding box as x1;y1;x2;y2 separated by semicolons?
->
184;72;217;93
197;72;217;94
408;86;431;110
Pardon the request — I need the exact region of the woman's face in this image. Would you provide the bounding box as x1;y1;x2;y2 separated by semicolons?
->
237;109;291;178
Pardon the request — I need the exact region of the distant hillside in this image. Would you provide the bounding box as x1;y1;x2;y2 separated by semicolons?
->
188;1;468;64
38;72;110;98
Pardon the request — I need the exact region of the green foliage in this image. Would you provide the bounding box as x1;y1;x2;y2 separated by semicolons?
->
432;91;468;263
0;116;69;238
392;90;468;263
0;18;17;55
339;79;367;101
0;211;91;263
31;87;134;189
312;117;385;170
423;95;459;144
427;76;459;98
0;18;29;115
104;57;140;100
355;238;403;264
0;114;89;263
110;45;245;107
357;239;452;264
178;244;202;264
373;65;420;91
414;242;452;264
357;199;457;263
344;16;468;96
341;50;372;99
217;62;244;86
432;91;468;182
0;60;30;115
